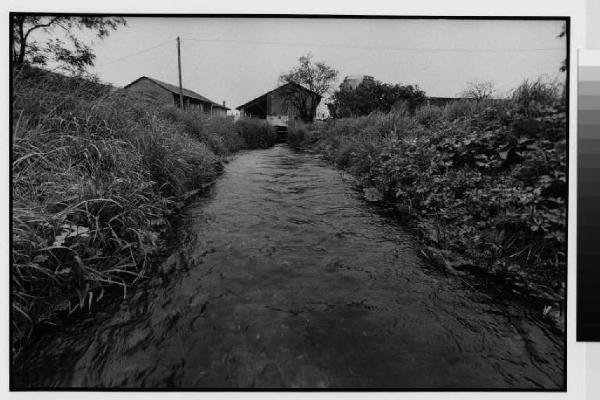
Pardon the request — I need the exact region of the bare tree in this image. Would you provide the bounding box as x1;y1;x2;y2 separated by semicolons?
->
278;53;338;122
12;15;126;73
460;81;495;101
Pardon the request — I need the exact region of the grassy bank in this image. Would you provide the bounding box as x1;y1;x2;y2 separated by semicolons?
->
289;80;567;313
11;67;276;352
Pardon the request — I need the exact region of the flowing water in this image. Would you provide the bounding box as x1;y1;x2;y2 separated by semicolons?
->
13;144;564;389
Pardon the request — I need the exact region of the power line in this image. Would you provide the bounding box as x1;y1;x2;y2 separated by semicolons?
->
90;35;563;72
181;37;563;53
94;39;174;69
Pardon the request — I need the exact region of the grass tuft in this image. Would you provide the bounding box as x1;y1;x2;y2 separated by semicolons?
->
11;66;275;354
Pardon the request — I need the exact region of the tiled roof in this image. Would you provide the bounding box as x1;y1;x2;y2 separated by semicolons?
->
125;76;229;110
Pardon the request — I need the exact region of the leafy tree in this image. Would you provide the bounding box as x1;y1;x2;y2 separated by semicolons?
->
12;15;126;73
460;81;495;101
327;79;426;118
278;53;338;122
558;23;567;73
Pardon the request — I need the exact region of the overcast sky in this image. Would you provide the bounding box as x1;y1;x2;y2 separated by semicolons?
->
82;17;566;110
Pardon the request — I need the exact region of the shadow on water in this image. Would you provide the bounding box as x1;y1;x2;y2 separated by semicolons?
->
13;144;564;389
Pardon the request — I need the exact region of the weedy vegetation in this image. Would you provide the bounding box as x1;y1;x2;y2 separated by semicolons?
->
288;78;567;310
11;67;275;354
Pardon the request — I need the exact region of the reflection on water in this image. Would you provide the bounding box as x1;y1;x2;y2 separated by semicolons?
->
13;144;564;389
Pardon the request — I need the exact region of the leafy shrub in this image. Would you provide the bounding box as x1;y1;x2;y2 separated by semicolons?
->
300;79;567;299
511;78;564;116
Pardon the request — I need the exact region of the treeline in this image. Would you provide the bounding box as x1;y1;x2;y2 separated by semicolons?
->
288;79;567;314
11;67;277;352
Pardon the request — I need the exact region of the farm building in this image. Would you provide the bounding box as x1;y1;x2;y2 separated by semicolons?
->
340;75;375;90
236;82;322;126
124;76;230;115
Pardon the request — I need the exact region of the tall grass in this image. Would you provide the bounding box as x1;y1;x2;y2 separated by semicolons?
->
159;106;277;152
234;118;278;148
289;79;567;303
11;67;274;353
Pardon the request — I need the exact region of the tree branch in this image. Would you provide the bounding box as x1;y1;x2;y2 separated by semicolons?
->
23;17;60;43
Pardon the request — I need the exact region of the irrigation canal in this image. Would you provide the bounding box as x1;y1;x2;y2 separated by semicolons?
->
13;144;564;389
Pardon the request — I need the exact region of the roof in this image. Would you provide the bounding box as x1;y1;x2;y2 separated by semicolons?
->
236;82;322;110
344;75;374;80
124;76;230;110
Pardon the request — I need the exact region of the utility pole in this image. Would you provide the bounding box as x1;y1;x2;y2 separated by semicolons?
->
177;36;184;110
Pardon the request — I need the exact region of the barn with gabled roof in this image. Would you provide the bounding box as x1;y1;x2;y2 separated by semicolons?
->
236;82;321;126
124;76;230;115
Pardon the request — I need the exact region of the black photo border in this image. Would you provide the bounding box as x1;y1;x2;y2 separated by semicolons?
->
8;12;571;392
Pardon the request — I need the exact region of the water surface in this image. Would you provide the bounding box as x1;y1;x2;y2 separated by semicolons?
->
14;145;564;389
